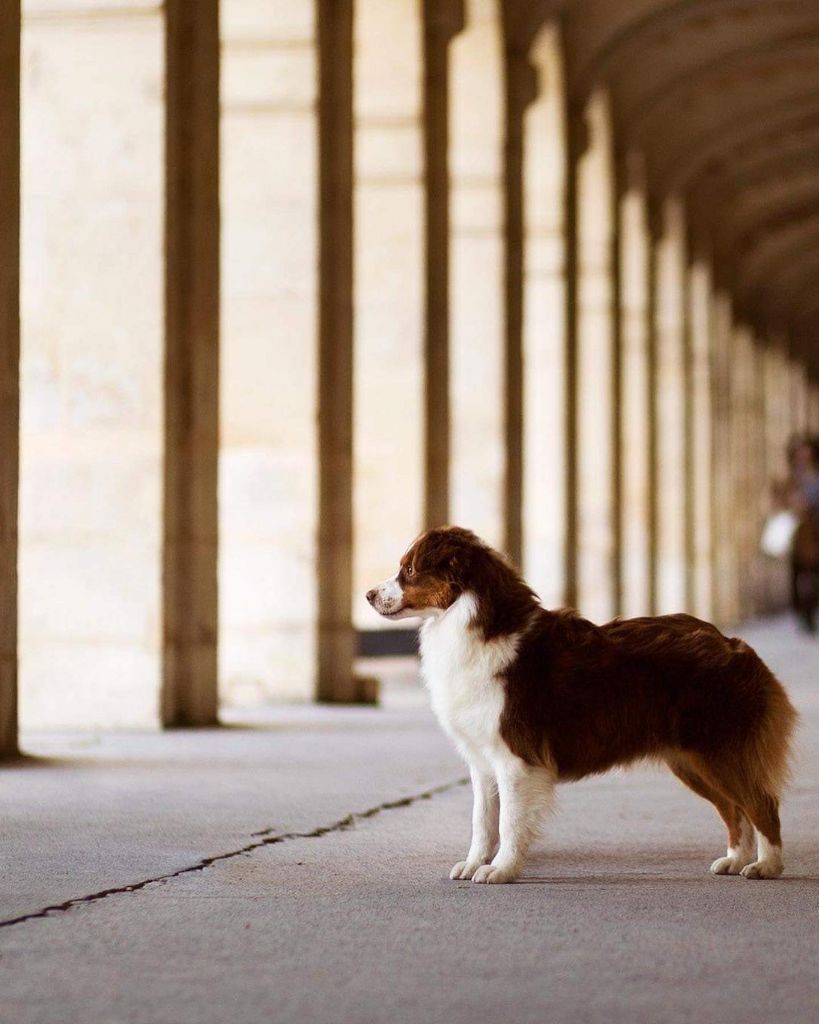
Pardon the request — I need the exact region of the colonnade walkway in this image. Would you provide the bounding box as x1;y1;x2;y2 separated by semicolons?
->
1;616;817;1023
5;1;819;746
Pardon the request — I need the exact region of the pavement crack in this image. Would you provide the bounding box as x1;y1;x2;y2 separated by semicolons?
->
0;776;468;931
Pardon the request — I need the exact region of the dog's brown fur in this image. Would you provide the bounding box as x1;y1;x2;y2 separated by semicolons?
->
399;527;798;857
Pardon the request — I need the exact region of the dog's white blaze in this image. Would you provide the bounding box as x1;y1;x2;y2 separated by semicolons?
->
370;573;410;618
420;593;555;883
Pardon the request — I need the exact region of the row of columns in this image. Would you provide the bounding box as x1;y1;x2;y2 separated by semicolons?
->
1;1;817;751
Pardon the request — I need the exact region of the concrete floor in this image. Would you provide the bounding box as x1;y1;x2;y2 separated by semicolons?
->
2;621;818;1024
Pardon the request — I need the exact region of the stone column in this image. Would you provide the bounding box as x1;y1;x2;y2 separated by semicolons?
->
21;3;164;730
520;24;567;607
618;156;651;617
732;325;756;621
219;4;320;705
710;292;738;627
749;333;767;618
162;0;220;725
353;0;425;624
687;260;714;620
422;0;464;529
448;0;505;551
563;118;579;610
652;196;688;614
503;50;537;567
0;0;20;756
572;91;618;623
220;3;359;704
317;0;357;701
748;335;768;615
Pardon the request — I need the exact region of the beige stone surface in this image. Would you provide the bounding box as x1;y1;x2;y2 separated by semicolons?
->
575;91;616;623
448;0;505;551
654;196;688;614
219;1;319;705
19;9;164;729
687;261;714;620
619;181;651;617
731;327;758;620
710;291;739;626
353;0;424;627
521;25;567;608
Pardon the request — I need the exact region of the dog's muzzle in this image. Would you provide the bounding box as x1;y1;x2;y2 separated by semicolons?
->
366;576;406;619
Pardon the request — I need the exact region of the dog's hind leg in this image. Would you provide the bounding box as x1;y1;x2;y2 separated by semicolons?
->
665;754;755;875
737;789;784;880
687;754;785;880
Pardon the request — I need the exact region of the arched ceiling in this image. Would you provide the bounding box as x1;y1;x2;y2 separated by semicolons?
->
505;0;819;350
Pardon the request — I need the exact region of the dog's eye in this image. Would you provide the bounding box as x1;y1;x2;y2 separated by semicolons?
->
405;565;415;577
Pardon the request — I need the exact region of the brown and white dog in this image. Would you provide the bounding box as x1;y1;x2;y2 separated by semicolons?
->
366;526;798;884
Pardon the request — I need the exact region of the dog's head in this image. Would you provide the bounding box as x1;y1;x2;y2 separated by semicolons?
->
365;526;484;621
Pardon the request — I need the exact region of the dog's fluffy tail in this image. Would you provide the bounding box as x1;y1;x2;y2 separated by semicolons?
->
747;667;798;795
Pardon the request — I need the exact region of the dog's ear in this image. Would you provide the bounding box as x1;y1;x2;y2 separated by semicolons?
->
446;544;470;579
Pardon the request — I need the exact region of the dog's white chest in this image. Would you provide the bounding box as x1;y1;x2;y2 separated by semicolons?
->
418;595;517;761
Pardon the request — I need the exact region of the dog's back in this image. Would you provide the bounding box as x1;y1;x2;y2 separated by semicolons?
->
499;605;797;877
600;612;797;790
597;611;797;879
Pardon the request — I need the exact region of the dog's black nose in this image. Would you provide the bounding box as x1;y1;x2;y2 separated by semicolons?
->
366;588;377;606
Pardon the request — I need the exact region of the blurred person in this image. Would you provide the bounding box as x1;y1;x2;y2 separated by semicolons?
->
786;435;819;632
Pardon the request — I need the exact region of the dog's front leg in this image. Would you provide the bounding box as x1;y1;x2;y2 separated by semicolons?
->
472;756;554;884
450;765;499;880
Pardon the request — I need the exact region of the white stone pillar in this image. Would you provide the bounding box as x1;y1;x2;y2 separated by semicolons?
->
746;333;767;617
618;165;651;617
20;1;165;728
687;261;713;620
732;325;756;621
520;23;567;606
652;196;687;613
220;3;326;704
710;292;738;626
574;91;617;622
353;0;424;626
449;0;505;549
221;2;358;704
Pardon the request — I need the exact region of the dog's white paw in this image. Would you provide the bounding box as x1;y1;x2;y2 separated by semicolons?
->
740;859;784;880
449;860;484;880
471;863;518;884
710;855;745;875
